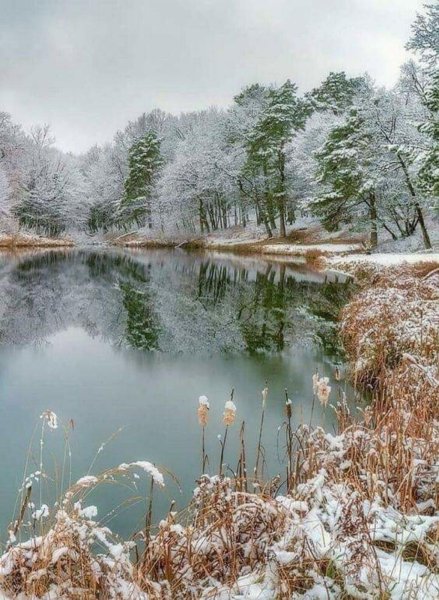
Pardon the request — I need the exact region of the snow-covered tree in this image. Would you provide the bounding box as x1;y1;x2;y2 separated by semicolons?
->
363;86;432;247
157;109;238;232
242;80;310;236
306;71;366;115
15;126;69;235
418;71;439;207
407;2;439;216
117;132;162;228
0;163;14;233
312;108;380;246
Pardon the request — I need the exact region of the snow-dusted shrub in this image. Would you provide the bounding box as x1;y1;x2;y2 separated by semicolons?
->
340;265;439;391
0;505;147;600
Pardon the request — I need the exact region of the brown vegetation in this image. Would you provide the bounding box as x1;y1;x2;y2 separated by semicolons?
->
0;233;74;248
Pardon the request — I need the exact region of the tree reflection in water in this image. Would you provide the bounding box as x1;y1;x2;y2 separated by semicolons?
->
0;249;352;357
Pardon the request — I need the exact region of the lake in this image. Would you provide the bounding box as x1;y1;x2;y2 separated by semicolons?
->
0;248;358;541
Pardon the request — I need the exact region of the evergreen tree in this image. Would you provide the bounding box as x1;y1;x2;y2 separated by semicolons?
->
118;132;162;228
306;71;365;115
313;110;379;247
246;80;309;236
419;70;439;204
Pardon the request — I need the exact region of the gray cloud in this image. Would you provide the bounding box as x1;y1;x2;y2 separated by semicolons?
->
0;0;424;152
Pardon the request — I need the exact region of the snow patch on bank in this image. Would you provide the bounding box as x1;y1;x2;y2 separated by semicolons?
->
260;243;363;256
329;252;439;266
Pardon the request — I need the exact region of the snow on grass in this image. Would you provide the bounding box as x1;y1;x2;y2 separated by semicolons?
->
330;252;439;266
259;242;363;256
117;461;165;487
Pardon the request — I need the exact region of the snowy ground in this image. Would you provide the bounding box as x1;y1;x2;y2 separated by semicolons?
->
329;252;439;267
259;242;363;256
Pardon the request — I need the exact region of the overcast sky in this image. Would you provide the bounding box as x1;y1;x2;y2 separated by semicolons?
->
0;0;425;153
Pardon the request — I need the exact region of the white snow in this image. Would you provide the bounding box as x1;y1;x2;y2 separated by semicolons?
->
199;395;210;408
224;400;237;412
118;461;165;487
330;252;439;266
260;242;363;256
75;475;99;488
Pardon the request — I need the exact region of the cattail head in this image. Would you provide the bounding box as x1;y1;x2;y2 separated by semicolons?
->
316;377;331;406
334;366;341;381
40;410;58;430
197;395;209;427
223;400;236;426
261;386;268;409
312;372;319;395
285;398;292;419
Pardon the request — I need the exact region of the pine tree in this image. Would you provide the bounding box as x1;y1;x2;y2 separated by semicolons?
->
419;70;439;204
306;72;365;115
246;80;309;236
313;110;379;247
118;132;162;228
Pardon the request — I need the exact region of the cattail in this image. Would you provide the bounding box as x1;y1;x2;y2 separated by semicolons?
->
219;390;235;475
40;410;58;430
334;366;341;381
255;386;268;483
223;400;236;426
261;386;268;409
197;395;209;427
285;398;292;419
312;372;319;395
316;377;331;406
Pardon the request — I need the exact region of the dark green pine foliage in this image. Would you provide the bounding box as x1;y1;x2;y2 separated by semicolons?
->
120;282;160;350
313;110;379;246
246;80;310;236
306;72;365;115
418;70;439;207
119;132;162;228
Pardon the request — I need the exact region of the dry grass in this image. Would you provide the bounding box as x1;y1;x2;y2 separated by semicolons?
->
0;233;74;248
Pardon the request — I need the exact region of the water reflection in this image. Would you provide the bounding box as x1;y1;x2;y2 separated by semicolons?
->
0;248;352;355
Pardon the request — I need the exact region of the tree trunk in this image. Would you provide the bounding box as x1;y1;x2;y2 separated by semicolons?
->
414;203;432;249
396;152;432;249
199;199;209;233
279;208;286;238
369;193;378;248
262;162;276;229
277;150;287;238
287;206;295;225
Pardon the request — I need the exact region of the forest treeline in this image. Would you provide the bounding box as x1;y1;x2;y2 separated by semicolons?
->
0;3;437;247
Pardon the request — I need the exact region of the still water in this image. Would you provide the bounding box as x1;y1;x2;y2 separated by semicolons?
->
0;248;357;540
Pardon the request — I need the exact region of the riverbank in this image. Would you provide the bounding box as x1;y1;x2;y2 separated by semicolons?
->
0;260;437;599
111;224;439;265
3;224;438;267
0;233;74;248
110;224;367;257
